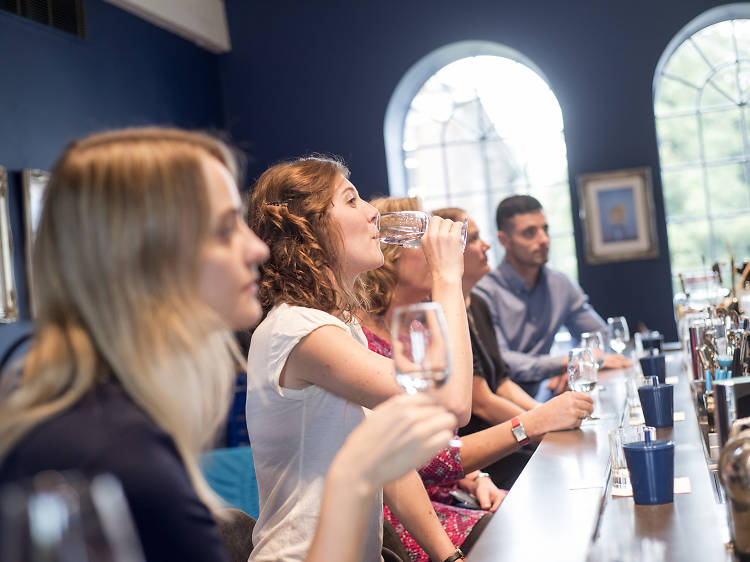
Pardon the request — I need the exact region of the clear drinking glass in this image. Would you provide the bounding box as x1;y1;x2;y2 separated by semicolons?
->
0;470;145;561
391;302;460;447
379;211;468;251
608;425;656;491
607;316;630;355
580;331;606;369
568;347;598;421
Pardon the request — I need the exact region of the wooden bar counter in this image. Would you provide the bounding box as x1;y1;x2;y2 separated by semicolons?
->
469;352;733;561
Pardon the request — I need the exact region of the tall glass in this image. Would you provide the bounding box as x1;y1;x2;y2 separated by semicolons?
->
379;211;468;251
568;347;598;421
607;316;630;355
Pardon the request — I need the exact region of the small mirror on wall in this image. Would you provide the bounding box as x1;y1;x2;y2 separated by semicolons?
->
0;166;18;322
23;169;50;316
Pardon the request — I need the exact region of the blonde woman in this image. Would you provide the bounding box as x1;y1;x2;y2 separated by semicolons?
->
0;129;456;562
246;156;473;562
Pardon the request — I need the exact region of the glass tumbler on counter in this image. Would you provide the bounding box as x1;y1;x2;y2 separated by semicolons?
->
608;425;656;492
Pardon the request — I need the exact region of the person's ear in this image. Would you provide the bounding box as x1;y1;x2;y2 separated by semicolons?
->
497;229;510;250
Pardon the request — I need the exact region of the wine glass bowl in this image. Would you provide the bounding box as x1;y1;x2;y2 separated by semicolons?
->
580;331;605;369
391;302;461;447
607;316;630;355
379;211;468;251
391;302;450;394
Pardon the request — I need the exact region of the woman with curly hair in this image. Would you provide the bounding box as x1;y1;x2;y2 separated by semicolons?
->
359;199;594;559
245;156;473;562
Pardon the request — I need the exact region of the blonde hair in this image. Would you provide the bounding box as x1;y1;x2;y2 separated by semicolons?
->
0;127;241;513
357;197;422;316
431;207;468;223
248;155;367;320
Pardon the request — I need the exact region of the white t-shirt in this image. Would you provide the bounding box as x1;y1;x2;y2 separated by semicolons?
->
246;304;383;562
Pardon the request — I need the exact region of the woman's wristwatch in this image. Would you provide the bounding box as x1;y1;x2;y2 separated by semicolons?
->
442;547;466;562
511;416;530;446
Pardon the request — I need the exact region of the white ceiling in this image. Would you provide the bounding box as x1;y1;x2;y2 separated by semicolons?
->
104;0;231;53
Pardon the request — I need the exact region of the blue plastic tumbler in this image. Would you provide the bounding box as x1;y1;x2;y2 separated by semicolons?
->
623;437;674;505
639;354;667;383
638;377;674;428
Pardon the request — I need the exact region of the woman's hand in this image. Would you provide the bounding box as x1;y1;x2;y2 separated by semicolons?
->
523;390;594;436
331;394;458;491
420;216;464;283
458;472;507;512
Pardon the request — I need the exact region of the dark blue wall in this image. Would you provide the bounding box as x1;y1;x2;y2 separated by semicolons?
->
220;0;733;341
0;0;225;323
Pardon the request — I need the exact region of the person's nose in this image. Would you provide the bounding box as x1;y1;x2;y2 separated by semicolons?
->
242;222;270;266
364;201;379;224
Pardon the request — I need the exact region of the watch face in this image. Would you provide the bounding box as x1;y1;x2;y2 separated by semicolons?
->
512;423;527;443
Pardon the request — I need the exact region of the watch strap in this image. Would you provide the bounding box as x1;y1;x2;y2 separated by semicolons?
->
442;547;466;562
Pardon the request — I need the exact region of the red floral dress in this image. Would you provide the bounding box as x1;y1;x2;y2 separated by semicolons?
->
362;326;488;561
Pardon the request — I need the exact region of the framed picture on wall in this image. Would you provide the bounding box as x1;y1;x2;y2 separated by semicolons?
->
23;168;50;315
0;166;18;322
577;167;659;264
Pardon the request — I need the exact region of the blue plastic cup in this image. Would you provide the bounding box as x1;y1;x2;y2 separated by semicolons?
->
639;354;667;383
623;438;674;504
638;378;674;428
640;332;663;355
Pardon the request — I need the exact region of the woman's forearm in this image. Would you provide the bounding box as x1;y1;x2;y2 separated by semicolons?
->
496;378;539;411
383;470;457;562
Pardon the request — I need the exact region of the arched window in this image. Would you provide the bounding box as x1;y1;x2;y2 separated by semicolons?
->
654;6;750;291
385;41;577;280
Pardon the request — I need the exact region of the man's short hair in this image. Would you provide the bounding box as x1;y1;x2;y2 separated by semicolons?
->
496;195;543;231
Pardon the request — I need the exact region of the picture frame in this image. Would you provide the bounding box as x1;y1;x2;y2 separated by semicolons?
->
577;167;659;264
0;166;18;322
22;169;50;315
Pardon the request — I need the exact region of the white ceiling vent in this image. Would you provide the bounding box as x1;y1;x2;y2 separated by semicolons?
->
104;0;230;53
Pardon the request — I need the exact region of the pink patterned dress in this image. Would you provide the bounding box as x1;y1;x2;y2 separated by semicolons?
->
362;326;488;561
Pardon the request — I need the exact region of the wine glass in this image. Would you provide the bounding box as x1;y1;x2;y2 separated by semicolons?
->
568;347;598;421
607;316;630;355
580;331;605;369
391;302;460;446
0;470;145;561
379;211;468;251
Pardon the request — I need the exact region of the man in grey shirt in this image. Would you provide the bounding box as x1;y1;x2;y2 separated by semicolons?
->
475;195;630;398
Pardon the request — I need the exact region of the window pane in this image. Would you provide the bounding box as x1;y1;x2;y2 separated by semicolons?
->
655;75;699;115
404;147;445;200
443;99;483;142
663;40;711;88
656;115;701;165
694;21;736;70
707;163;750;214
661;167;706;218
667;220;711;274
702;108;744;161
529;184;573;235
701;69;739;107
485;140;524;189
444;143;486;193
404;110;444;150
712;214;750;268
549;234;577;284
